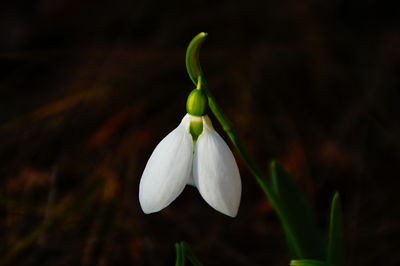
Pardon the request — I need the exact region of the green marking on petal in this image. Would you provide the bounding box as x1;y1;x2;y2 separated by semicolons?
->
189;120;203;140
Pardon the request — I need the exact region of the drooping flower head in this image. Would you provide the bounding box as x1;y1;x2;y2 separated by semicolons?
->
139;85;241;217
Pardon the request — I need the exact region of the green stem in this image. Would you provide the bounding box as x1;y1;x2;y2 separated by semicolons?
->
186;32;208;85
181;241;203;266
204;80;269;195
175;241;203;266
203;78;304;258
185;33;325;260
186;33;270;195
175;242;185;266
185;33;278;217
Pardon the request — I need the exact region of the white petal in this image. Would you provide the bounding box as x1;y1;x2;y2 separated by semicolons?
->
139;115;194;214
186;115;203;187
187;174;195;186
193;116;242;217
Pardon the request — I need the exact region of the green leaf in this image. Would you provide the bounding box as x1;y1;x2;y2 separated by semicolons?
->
174;241;203;266
270;161;326;260
185;32;208;86
327;192;344;266
184;33;327;263
290;259;332;266
181;241;203;266
175;242;185;266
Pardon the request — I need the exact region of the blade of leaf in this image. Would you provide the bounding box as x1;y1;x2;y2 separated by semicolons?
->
327;192;344;266
270;161;326;260
181;241;203;266
290;259;331;266
175;242;185;266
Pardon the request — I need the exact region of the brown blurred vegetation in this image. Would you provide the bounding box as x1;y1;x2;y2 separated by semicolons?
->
0;0;399;265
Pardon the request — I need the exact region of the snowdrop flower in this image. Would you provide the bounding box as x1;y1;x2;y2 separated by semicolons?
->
139;88;241;217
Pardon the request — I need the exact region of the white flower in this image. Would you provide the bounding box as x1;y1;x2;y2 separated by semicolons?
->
139;114;242;217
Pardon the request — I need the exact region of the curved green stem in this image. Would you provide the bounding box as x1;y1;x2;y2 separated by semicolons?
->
185;32;276;212
185;33;264;188
185;32;208;85
185;34;303;256
185;33;327;261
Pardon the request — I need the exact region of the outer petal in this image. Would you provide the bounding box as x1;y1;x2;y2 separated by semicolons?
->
139;115;193;214
186;115;202;187
187;174;195;186
193;116;242;217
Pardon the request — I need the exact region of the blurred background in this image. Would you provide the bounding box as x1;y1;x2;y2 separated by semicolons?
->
0;0;399;265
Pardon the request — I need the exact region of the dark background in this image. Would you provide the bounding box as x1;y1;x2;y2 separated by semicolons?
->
0;0;399;265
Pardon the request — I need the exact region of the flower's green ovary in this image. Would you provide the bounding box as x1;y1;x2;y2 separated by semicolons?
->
185;33;316;259
186;88;207;116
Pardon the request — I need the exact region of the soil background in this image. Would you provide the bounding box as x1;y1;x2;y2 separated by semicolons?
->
0;1;399;265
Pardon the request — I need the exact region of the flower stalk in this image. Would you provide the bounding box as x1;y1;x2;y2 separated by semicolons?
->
185;32;332;262
185;33;275;208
